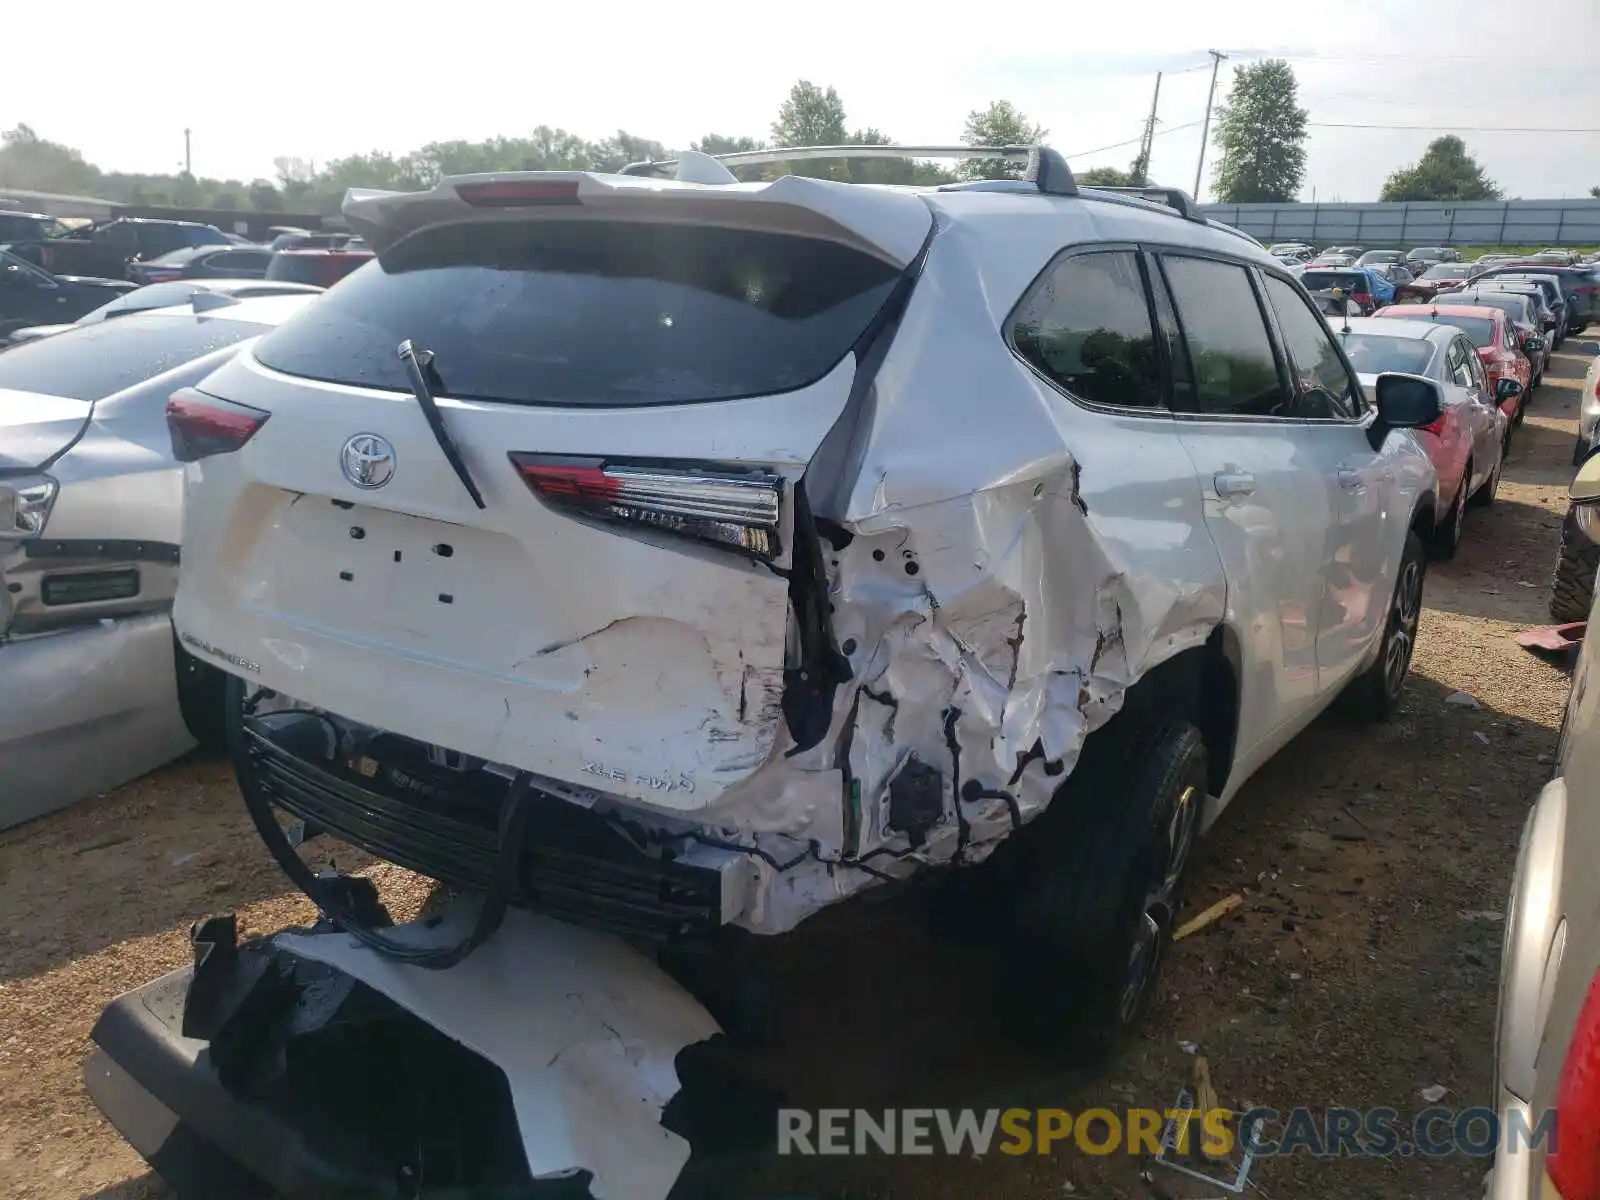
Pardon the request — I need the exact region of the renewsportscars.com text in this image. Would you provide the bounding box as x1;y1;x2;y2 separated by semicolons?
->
777;1106;1555;1158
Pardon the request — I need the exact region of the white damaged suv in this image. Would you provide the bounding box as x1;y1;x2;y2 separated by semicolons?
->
167;147;1441;1051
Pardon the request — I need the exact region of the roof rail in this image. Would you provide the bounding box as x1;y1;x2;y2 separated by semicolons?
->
620;144;1079;197
1084;185;1199;220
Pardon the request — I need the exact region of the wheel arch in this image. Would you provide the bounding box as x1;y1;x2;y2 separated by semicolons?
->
1097;627;1240;799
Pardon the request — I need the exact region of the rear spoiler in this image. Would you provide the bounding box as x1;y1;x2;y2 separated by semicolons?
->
342;168;938;266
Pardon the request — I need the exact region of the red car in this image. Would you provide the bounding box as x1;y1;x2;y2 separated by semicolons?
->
264;249;374;288
1373;303;1530;427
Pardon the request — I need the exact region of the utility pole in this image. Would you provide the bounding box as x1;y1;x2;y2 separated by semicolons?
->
1193;49;1227;200
1132;72;1162;185
183;128;192;176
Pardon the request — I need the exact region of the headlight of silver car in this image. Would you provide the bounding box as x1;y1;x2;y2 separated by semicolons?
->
1575;499;1600;541
0;474;58;538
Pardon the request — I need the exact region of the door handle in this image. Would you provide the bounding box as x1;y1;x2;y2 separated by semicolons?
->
1338;468;1367;491
1213;471;1257;499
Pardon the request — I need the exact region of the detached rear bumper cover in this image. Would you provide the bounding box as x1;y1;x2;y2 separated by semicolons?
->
89;909;721;1200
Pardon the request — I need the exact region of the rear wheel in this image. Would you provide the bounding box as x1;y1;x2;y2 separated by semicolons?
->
1431;471;1469;557
1549;508;1600;623
1344;530;1426;721
1471;450;1502;508
993;719;1207;1065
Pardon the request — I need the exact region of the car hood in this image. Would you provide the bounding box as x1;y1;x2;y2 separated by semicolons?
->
0;389;94;471
4;324;75;345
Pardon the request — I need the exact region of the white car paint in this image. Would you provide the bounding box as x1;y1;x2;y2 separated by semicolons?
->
280;906;721;1200
175;170;1437;938
0;295;316;827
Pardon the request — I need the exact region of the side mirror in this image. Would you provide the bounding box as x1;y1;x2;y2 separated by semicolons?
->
1370;372;1443;449
1522;335;1546;354
1495;377;1524;402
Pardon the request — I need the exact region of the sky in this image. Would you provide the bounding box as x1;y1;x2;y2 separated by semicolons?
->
3;0;1598;202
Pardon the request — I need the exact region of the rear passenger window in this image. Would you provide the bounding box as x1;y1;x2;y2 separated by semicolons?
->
1161;255;1287;418
1009;251;1163;409
1260;274;1363;419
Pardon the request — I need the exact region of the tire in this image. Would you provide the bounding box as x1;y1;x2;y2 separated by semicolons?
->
993;719;1207;1065
1576;436;1590;469
1471;449;1501;508
1549;508;1600;623
174;636;230;748
1431;471;1469;557
1343;529;1426;721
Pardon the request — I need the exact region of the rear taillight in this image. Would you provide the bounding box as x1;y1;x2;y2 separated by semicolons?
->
1549;968;1600;1198
166;388;269;463
1353;291;1372;305
456;180;581;207
509;455;783;561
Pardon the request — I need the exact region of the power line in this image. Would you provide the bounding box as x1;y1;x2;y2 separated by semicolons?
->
1067;120;1201;160
1308;121;1600;133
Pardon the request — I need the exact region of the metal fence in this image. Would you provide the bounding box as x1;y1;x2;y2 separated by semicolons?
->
1197;200;1600;248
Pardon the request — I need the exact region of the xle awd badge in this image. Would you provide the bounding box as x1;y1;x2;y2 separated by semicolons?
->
340;433;396;489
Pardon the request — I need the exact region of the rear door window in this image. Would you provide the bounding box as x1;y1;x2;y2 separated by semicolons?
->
1260;273;1363;419
1159;255;1288;418
1009;250;1164;409
253;221;904;407
0;314;263;400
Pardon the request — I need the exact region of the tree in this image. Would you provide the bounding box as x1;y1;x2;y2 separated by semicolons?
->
692;133;765;156
0;124;102;195
248;180;284;211
960;100;1046;180
1588;185;1599;199
772;81;848;148
1078;165;1136;188
1379;136;1502;202
1211;60;1308;203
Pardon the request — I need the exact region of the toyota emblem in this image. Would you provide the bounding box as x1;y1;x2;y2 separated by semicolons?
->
340;433;396;489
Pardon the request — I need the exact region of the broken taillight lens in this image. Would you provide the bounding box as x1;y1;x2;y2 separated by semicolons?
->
509;455;783;561
166;388;270;463
1549;967;1600;1199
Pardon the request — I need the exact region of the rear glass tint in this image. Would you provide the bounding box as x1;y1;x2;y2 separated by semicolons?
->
1336;333;1435;375
1412;314;1495;346
0;314;263;401
253;221;903;406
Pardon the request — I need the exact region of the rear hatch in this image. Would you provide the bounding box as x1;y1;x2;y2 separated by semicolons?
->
182;172;932;812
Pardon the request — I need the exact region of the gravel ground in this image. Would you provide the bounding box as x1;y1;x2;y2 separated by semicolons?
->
0;337;1591;1200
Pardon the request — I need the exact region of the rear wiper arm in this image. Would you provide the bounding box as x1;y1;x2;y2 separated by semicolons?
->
396;340;487;510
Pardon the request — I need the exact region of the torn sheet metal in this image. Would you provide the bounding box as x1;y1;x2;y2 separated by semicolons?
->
280;906;721;1200
612;219;1227;934
0;612;195;828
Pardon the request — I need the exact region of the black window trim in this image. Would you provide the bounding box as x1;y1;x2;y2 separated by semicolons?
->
1150;245;1371;428
1254;266;1370;424
1000;241;1176;420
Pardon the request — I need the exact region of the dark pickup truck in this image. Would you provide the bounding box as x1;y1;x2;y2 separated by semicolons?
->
0;250;135;341
4;218;232;283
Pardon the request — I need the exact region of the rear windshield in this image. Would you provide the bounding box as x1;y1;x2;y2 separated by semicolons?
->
1417;314;1496;346
253;221;904;407
1455;293;1523;319
146;246;211;266
1337;333;1435;375
264;252;371;287
0;314;263;400
140;224;229;256
1421;264;1471;279
1301;271;1365;291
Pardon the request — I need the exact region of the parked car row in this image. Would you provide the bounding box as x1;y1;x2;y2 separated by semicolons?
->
0;212;372;289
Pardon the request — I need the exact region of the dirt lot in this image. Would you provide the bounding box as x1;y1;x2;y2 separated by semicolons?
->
0;338;1593;1200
